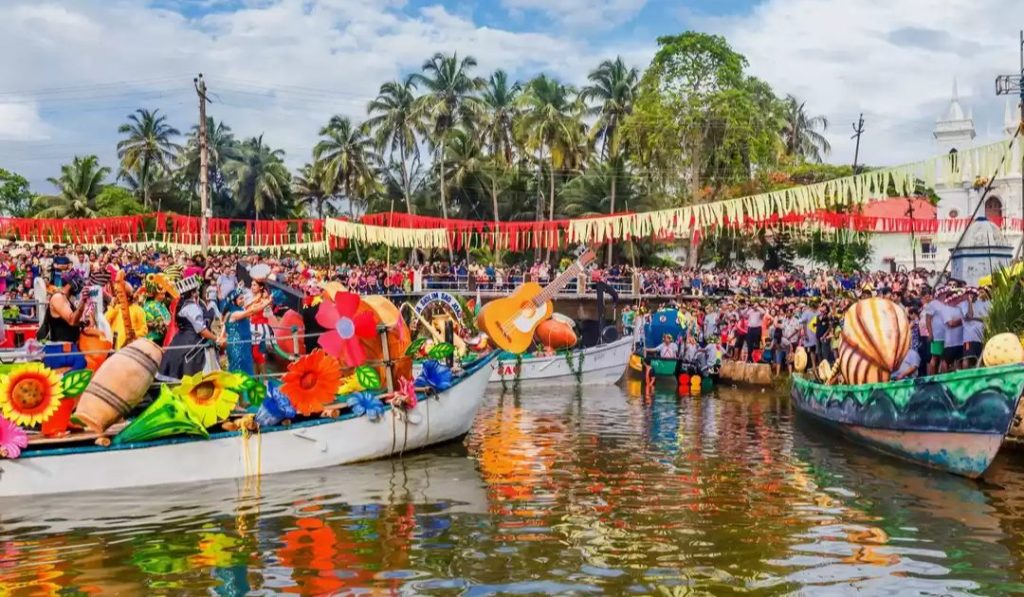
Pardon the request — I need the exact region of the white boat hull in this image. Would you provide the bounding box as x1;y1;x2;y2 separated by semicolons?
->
489;337;632;386
0;355;495;497
0;453;488;529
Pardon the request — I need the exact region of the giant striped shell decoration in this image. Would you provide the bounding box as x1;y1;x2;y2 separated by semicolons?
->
838;339;891;385
840;298;911;372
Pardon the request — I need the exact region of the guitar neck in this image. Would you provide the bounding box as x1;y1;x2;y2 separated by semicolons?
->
532;263;583;307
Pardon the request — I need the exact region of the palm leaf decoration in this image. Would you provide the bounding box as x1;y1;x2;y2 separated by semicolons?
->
427;342;455;360
355;366;381;390
985;263;1024;341
406;337;427;356
60;370;93;398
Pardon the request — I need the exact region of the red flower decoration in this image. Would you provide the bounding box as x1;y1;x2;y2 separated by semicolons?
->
315;291;376;367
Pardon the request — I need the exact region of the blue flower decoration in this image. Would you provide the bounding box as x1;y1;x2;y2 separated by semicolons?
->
347;391;386;421
415;360;454;392
255;381;296;427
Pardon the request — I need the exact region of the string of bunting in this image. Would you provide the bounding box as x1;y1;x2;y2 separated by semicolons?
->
1;138;1017;250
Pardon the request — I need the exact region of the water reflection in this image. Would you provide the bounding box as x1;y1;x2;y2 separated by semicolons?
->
1;385;1024;594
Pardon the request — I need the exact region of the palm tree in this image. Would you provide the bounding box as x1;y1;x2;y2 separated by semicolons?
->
314;115;379;217
179;118;240;208
365;77;423;215
581;57;640;265
293;161;334;219
780;95;831;162
116;108;181;210
516;75;584;227
34;155;110;218
225;135;290;220
478;70;521;165
411;52;484;252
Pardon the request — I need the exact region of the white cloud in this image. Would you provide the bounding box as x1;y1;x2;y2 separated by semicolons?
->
0;100;53;142
502;0;647;29
8;0;1016;196
693;0;1024;168
0;0;607;190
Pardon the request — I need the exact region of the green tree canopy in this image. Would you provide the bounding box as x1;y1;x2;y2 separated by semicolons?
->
0;168;33;217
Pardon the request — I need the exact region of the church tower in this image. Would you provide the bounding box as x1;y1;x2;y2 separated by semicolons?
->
933;79;976;220
933;79;976;151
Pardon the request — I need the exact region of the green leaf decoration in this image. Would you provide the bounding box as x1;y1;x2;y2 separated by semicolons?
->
235;373;267;408
355;366;381;390
406;337;427;357
60;369;93;398
114;386;209;445
427;342;454;360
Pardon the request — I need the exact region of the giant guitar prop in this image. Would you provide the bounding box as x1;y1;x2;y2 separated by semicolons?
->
476;247;597;354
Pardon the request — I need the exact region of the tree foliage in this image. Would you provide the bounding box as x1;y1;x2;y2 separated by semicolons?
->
26;31;849;266
0;169;33;217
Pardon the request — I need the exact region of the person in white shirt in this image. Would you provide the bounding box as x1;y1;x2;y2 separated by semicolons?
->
923;293;948;375
658;334;679;359
960;289;990;368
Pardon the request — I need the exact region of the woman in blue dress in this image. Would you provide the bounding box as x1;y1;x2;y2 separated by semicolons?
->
221;288;271;376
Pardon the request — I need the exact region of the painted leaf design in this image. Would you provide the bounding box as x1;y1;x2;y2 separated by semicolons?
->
355;366;381;390
427;342;454;360
405;337;427;356
61;369;93;398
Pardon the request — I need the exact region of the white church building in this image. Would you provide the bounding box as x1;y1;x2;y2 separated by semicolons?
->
866;82;1022;273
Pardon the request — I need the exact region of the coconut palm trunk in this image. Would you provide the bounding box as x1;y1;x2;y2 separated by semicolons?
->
546;152;556;264
606;168;617;267
438;138;454;262
490;175;502;263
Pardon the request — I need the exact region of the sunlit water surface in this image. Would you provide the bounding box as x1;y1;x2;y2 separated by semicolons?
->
2;382;1024;595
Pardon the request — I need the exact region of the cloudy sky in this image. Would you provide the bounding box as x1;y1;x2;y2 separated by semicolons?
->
2;0;1023;191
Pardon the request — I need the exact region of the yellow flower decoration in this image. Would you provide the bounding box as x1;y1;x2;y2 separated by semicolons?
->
0;362;63;427
173;371;242;428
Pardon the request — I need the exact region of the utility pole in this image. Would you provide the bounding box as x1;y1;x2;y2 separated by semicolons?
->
906;196;918;270
194;74;211;253
995;29;1024;257
850;113;865;174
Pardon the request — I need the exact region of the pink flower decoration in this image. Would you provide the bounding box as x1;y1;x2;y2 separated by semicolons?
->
315;291;377;367
395;377;418;410
0;416;28;460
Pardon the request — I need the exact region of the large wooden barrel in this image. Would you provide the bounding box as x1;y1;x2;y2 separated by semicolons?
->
75;338;163;433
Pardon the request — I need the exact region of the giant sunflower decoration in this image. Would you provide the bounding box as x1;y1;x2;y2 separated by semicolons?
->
174;371;242;428
0;363;64;427
280;350;342;415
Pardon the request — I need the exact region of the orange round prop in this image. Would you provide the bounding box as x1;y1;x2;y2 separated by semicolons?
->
534;318;577;350
841;297;910;372
273;309;306;357
360;296;413;382
837;340;890;385
78;328;113;372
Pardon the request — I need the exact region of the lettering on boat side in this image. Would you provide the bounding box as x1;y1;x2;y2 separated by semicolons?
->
414;292;464;320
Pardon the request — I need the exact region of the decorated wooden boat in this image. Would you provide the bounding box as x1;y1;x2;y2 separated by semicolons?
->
0;353;497;497
791;364;1024;478
490;337;633;386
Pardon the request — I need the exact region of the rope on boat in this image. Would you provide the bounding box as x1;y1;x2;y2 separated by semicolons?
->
239;414;262;488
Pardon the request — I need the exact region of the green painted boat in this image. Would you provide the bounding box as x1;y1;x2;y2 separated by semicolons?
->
791;364;1024;478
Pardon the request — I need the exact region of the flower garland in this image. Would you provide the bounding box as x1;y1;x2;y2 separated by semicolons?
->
563;349;585;384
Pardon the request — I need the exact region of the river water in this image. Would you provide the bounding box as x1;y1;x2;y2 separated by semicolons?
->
2;382;1024;595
